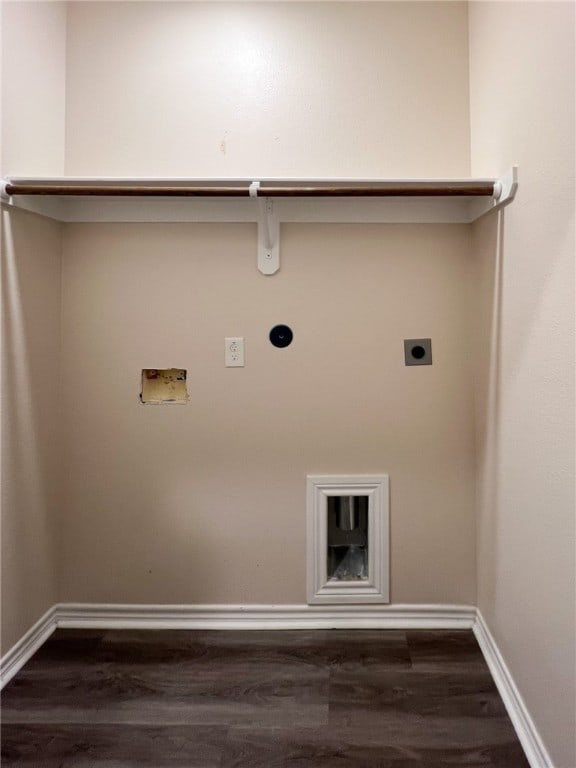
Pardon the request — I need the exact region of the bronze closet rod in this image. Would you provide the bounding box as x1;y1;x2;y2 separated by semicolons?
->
3;182;497;198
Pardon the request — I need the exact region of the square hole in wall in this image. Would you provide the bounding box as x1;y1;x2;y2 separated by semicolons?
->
404;338;433;366
140;369;188;404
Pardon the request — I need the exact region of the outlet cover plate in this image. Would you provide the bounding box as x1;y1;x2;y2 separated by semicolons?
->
225;337;245;367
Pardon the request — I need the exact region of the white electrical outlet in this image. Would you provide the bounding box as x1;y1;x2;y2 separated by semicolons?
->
225;337;245;367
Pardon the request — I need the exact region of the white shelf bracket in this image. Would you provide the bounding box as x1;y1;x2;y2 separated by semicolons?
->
257;195;280;275
492;165;518;209
0;179;10;201
467;166;519;222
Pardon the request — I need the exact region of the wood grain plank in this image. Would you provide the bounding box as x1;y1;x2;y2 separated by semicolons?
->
0;628;530;767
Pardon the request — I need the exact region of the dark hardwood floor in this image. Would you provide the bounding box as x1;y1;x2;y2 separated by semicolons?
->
1;628;530;767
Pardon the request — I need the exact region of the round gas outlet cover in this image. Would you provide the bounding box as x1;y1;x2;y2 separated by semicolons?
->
269;324;293;348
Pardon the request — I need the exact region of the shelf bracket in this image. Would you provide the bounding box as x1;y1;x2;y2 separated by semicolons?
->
492;166;518;209
256;194;280;275
0;179;10;201
467;166;518;222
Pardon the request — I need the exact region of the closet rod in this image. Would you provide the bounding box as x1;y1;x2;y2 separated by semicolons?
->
2;182;497;198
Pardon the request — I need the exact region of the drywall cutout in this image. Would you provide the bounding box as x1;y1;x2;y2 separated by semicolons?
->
404;339;432;366
140;369;188;404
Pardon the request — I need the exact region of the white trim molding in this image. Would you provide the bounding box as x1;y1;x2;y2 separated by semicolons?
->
53;602;473;631
1;602;474;689
307;474;389;604
0;606;57;689
473;611;555;768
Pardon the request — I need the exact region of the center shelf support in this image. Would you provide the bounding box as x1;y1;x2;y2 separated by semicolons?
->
249;180;280;275
257;197;280;275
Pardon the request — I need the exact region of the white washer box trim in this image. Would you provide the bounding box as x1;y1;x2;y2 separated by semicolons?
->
306;474;390;604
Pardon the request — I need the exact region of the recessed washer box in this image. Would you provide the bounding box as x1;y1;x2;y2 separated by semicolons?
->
307;474;390;604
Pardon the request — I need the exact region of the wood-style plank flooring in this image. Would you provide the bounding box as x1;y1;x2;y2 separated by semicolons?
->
1;628;530;767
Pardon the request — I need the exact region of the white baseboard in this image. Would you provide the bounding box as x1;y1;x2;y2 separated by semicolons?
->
0;605;57;689
54;602;476;631
473;611;554;768
0;601;474;687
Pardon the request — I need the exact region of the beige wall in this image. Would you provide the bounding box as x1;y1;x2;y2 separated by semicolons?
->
1;0;477;655
1;206;62;653
0;1;66;176
469;3;575;766
64;1;470;177
54;0;476;606
59;222;476;605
